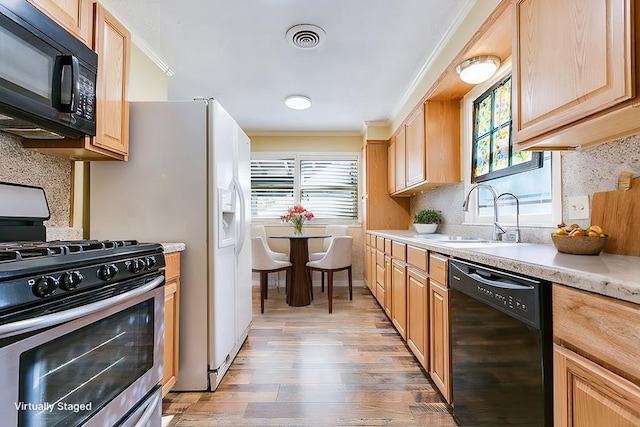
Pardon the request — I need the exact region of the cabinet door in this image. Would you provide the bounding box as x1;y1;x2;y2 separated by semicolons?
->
407;267;428;370
162;252;181;397
405;106;425;186
384;255;392;318
375;250;385;306
369;245;377;294
513;0;633;144
92;3;130;157
28;0;91;45
364;244;371;288
429;280;451;403
424;101;460;184
387;139;396;194
391;259;407;340
554;345;640;427
395;127;406;192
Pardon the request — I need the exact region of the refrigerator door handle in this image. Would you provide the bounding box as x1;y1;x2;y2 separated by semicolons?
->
232;177;246;256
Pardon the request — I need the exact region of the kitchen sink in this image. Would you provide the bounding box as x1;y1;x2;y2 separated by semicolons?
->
412;234;490;243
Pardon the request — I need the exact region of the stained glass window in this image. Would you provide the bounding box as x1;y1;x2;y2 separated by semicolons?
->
471;76;541;182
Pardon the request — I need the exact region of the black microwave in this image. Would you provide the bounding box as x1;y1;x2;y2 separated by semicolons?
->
0;0;97;139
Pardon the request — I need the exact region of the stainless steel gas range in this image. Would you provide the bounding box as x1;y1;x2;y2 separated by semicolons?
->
0;182;165;426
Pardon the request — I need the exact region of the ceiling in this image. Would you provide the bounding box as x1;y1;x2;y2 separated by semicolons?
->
101;0;473;134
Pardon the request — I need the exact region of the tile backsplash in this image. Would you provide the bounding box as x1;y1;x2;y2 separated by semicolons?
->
0;133;73;227
412;135;640;243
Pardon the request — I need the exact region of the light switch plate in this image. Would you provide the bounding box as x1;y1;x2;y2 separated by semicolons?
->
568;195;589;220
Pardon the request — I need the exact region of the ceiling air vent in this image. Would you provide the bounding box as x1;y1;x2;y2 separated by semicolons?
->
286;24;326;49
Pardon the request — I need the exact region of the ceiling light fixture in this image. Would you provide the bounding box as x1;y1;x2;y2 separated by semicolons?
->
284;95;312;110
455;56;501;84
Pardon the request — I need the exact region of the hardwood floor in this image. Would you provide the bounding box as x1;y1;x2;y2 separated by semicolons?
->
162;284;458;426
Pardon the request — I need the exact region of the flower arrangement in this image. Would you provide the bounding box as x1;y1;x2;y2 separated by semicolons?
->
281;205;314;235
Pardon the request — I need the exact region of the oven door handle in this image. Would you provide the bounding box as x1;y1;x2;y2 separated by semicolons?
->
133;393;160;427
0;275;164;339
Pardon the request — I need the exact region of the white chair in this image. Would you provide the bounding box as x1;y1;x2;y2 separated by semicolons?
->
309;225;348;292
251;225;288;292
251;237;292;313
306;236;353;313
251;225;287;261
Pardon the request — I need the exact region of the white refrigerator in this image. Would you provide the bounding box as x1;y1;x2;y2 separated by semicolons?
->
90;99;252;391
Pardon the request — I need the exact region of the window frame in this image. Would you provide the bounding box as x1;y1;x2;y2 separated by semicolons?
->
471;75;543;183
250;151;361;225
461;57;562;228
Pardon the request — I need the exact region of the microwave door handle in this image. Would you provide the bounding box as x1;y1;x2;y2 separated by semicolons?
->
0;275;164;339
52;55;79;113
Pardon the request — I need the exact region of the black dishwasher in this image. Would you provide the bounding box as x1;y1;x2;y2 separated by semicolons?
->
449;259;553;427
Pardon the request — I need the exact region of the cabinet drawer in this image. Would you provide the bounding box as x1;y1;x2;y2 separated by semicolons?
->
407;245;427;271
553;285;640;383
384;238;392;255
429;253;448;285
376;236;385;250
164;252;181;281
392;241;406;262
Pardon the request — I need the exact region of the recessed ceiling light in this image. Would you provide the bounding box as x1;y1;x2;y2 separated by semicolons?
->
285;95;312;110
455;56;501;84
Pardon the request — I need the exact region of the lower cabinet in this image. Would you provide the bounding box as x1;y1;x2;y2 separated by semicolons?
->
553;284;640;426
162;252;181;397
429;279;451;403
428;253;451;403
384;254;392;318
391;259;407;339
554;345;640;426
407;267;428;371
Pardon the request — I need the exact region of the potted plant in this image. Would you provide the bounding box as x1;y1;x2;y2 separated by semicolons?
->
413;209;442;234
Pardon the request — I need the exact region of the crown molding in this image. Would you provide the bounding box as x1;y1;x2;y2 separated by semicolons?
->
247;131;363;137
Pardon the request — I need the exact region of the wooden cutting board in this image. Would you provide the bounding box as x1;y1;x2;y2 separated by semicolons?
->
591;176;640;256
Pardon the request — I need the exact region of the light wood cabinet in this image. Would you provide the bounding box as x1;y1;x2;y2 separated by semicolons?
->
394;129;406;192
407;266;428;371
22;2;131;161
27;0;92;45
513;0;640;151
553;284;640;426
387;140;396;195
391;258;407;340
405;106;425;187
162;252;181;397
384;254;392;318
554;345;640;427
361;141;410;232
389;100;460;195
375;248;385;306
364;240;371;290
428;253;451;404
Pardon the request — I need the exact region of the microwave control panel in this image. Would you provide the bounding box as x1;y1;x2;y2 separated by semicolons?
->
76;72;95;121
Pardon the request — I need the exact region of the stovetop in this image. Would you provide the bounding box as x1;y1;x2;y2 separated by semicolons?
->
0;239;165;314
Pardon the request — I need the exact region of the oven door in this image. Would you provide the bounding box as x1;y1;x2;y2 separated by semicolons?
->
0;275;164;427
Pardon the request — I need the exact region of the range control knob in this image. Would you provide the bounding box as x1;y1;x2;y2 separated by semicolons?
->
128;258;146;274
60;271;83;290
33;276;59;297
98;264;119;281
144;256;157;270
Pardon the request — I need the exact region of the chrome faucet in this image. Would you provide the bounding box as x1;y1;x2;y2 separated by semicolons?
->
462;184;506;241
496;192;521;243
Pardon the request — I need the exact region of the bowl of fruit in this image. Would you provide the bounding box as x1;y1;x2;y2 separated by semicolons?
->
551;224;608;255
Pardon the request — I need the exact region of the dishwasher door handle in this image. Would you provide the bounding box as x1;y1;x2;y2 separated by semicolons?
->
450;262;537;291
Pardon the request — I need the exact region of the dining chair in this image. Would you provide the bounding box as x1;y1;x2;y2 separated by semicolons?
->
251;237;292;313
308;225;348;292
251;225;288;293
306;236;353;313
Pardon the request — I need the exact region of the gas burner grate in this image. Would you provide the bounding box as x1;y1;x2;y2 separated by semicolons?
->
0;240;141;262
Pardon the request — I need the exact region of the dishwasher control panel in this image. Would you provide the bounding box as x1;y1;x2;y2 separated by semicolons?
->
449;259;543;329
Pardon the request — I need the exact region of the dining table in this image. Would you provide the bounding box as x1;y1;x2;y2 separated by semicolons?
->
269;234;330;306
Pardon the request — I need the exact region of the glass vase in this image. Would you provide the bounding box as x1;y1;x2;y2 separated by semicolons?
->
293;222;304;236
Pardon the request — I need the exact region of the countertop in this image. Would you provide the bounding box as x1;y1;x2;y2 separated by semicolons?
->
368;230;640;305
161;242;186;253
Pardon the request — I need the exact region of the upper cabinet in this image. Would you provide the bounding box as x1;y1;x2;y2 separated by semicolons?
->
513;0;640;150
22;1;131;161
389;100;460;195
27;0;92;45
